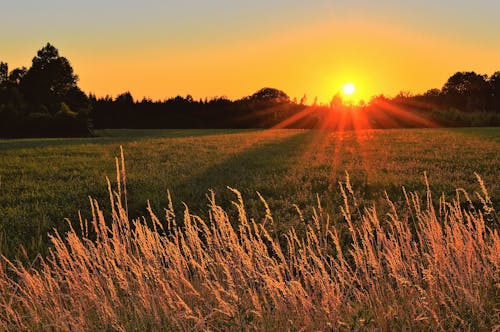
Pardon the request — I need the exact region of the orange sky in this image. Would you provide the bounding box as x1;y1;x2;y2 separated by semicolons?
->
2;1;500;103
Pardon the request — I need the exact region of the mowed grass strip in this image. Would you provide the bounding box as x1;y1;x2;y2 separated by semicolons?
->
0;127;499;257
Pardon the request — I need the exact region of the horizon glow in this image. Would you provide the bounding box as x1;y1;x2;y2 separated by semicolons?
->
2;0;500;103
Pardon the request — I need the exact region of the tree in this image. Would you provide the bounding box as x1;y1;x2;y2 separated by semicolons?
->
442;71;490;111
248;87;290;104
419;88;443;107
20;43;78;111
115;91;134;104
0;43;91;137
330;93;343;109
299;94;307;105
490;72;500;111
423;88;441;98
368;94;389;107
0;62;7;84
64;86;91;112
8;67;27;85
0;63;25;110
443;72;486;95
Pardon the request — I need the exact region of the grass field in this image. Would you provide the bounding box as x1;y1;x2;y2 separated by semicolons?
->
0;127;499;330
0;127;499;258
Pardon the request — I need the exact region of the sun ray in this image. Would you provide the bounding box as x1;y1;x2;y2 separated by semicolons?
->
374;100;439;128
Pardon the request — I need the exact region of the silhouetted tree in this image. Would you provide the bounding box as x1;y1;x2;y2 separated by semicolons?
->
4;45;499;137
20;43;78;111
299;94;307;105
442;72;490;111
64;86;90;112
0;43;91;137
249;87;290;104
115;91;134;104
330;93;342;109
423;88;441;98
418;88;443;107
0;63;25;111
490;72;500;111
369;94;389;106
0;62;7;84
8;67;27;85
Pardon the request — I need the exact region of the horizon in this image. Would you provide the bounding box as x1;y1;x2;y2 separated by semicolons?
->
1;2;499;329
2;1;500;103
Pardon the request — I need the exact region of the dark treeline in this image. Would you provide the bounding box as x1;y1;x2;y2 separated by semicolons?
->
1;43;500;137
90;71;500;131
0;44;90;138
90;89;309;129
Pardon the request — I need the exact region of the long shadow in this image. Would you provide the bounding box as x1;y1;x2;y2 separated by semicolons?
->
0;129;262;151
147;130;315;223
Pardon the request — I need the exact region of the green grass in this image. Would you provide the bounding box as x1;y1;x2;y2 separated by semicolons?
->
0;127;499;257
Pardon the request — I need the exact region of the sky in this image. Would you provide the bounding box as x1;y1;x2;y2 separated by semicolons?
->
2;0;500;103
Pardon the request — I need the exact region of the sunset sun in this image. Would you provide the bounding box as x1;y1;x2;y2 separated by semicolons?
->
0;1;498;330
343;83;356;96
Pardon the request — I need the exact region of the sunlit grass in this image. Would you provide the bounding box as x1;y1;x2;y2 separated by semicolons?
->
0;128;498;259
0;154;497;330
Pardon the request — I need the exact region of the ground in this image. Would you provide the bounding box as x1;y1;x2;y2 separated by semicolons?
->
0;127;498;257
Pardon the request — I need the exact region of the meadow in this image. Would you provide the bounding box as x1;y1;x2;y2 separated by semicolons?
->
0;127;499;330
0;127;498;259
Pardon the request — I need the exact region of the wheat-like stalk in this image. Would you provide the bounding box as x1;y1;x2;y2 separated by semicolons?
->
0;154;498;331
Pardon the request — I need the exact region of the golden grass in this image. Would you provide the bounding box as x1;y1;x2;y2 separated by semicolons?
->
0;153;498;331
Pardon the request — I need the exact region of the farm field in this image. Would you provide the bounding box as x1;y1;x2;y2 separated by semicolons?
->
3;2;500;329
0;127;499;330
0;127;498;258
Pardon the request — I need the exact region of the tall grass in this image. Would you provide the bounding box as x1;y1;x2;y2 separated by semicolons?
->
0;152;498;331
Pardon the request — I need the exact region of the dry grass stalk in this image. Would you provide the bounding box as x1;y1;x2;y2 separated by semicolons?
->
0;155;498;331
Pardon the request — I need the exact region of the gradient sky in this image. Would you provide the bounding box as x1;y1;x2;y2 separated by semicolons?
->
2;0;500;103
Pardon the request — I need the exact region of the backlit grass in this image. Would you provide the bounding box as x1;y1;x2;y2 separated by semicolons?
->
0;160;497;330
0;128;498;258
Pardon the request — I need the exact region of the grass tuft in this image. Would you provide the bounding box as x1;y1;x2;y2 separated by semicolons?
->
0;153;498;331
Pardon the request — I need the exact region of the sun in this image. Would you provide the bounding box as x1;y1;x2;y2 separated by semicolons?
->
343;83;355;96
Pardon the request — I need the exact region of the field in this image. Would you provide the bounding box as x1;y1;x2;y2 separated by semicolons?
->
0;127;499;330
0;128;499;258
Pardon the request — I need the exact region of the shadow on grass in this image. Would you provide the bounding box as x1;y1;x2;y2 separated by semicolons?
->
133;130;315;223
0;129;262;151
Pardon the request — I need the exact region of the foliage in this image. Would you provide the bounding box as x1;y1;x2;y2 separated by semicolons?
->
0;62;7;84
89;71;500;130
246;87;290;104
0;154;498;330
0;43;90;138
2;45;500;135
0;128;498;260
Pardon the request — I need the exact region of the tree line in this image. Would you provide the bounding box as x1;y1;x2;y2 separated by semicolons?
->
1;44;499;137
0;44;90;137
